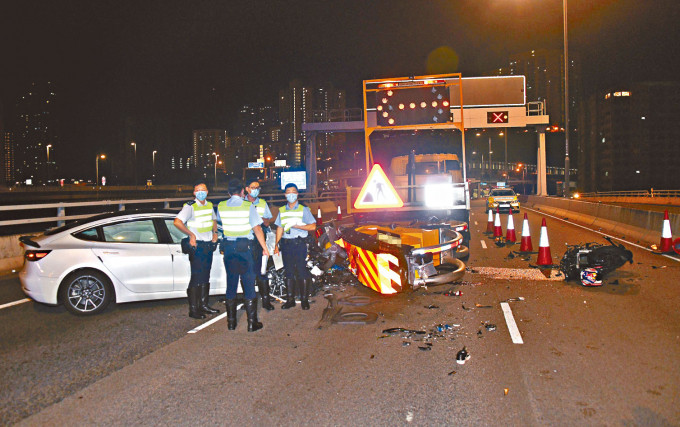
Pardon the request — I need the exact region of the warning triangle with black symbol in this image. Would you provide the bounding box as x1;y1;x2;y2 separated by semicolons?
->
354;164;404;209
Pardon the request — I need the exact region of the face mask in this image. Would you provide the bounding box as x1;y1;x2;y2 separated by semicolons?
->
196;191;208;201
250;188;260;198
286;193;298;203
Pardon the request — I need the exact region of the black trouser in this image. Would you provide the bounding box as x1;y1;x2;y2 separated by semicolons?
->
280;237;311;281
222;239;256;300
188;241;214;288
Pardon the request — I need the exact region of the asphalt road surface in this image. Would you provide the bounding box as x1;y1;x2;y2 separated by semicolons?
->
2;200;679;425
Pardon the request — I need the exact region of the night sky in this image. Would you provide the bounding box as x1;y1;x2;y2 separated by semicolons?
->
1;0;678;178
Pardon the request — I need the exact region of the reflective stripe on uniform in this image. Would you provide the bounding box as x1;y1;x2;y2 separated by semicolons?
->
279;204;304;232
218;202;252;237
186;202;214;233
244;200;267;218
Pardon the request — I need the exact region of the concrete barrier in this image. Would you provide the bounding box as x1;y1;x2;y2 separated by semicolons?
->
525;196;680;246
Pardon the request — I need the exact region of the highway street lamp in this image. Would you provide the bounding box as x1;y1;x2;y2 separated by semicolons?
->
152;150;157;178
46;144;52;184
96;154;106;186
130;142;137;185
213;153;219;187
563;0;571;195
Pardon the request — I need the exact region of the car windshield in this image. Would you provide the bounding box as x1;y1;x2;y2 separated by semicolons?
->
491;190;515;197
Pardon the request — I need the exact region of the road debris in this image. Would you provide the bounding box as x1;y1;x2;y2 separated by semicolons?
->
504;297;525;302
456;347;470;364
475;303;493;308
383;327;426;335
484;323;497;332
448;370;457;376
425;304;440;309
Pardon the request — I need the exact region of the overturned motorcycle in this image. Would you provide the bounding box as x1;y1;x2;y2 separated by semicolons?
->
559;236;634;286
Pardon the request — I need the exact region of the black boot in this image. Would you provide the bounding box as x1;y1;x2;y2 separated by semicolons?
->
226;299;237;330
244;298;263;332
187;287;206;319
300;278;311;310
258;278;275;311
199;284;219;314
281;278;296;309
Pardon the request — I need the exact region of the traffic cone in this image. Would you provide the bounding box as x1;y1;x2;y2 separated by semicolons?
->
506;214;516;243
659;210;673;253
519;213;533;252
536;218;552;266
486;209;494;234
316;208;323;226
337;205;342;221
493;208;503;238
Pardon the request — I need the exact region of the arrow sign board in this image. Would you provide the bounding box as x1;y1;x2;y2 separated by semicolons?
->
248;162;264;169
354;164;404;209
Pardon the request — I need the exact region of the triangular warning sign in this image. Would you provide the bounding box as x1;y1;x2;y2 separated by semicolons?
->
354;164;404;209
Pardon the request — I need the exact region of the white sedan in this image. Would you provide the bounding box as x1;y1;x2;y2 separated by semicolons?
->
19;210;228;315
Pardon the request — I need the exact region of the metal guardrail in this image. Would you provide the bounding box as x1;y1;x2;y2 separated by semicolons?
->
579;190;680;198
0;193;346;229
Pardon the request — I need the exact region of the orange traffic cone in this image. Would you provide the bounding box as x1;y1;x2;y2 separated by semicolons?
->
536;218;552;266
493;208;503;238
337;205;342;221
506;213;516;243
316;208;323;226
486;209;494;234
519;213;533;252
659;210;673;253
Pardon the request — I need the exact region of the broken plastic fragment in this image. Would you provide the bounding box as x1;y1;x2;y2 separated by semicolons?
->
485;323;497;332
425;305;439;309
382;327;426;335
448;370;457;376
505;297;525;302
475;303;492;308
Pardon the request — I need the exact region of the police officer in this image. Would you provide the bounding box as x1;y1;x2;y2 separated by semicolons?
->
274;183;316;310
217;178;270;332
243;180;275;311
173;180;219;319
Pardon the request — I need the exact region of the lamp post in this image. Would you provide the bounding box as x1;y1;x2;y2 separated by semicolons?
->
46;144;52;184
96;154;106;186
213;153;219;187
130;142;137;185
152;150;157;179
563;0;571;195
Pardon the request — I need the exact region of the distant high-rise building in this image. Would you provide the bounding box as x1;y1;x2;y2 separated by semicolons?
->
3;131;14;186
491;49;581;131
279;80;314;166
279;80;348;167
14;82;58;184
577;82;680;192
192;129;228;177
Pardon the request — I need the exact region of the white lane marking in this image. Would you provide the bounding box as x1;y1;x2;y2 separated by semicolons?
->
187;302;243;334
501;302;524;344
480;240;487;249
471;267;562;281
0;298;30;310
523;207;680;263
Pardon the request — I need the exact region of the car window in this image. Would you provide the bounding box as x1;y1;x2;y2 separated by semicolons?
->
73;228;101;242
491;190;515;197
102;220;159;243
415;162;439;174
165;219;185;244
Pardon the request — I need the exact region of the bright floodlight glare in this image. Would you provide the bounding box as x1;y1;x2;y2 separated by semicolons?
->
424;183;455;208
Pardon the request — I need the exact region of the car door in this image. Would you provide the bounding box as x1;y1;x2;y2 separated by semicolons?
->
163;219;226;292
91;219;174;293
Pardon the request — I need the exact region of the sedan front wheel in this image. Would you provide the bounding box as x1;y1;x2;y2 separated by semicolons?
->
59;270;113;315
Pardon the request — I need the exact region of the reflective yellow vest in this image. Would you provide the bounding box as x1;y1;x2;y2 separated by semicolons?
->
279;204;304;232
243;199;268;219
185;201;214;234
218;200;252;238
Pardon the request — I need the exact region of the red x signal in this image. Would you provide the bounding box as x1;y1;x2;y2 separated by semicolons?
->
487;111;509;124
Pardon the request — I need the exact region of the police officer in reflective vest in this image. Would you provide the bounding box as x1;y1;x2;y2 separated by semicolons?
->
173;180;219;319
243;180;275;311
274;183;317;309
217;178;270;332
